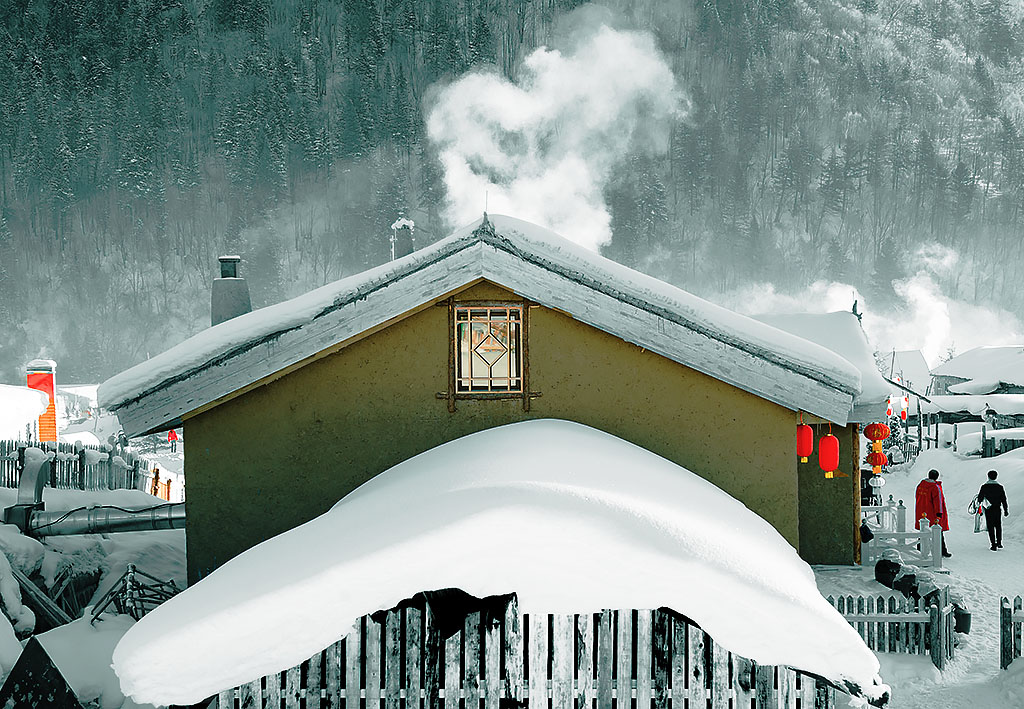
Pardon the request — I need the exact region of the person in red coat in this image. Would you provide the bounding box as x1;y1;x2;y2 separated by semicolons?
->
916;469;952;557
168;428;179;453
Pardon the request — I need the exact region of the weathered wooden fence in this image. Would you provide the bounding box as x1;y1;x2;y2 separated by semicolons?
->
827;590;955;670
214;600;844;709
1000;596;1024;669
0;440;149;492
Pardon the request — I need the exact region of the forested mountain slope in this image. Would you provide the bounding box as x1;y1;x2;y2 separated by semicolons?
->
1;0;1022;381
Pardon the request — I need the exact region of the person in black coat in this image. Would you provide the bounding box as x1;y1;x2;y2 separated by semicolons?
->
979;470;1009;551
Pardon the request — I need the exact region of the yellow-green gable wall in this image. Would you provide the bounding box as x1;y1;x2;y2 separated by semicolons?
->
184;281;854;581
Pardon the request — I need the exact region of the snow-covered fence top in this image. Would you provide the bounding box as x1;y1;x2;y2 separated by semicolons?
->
112;420;887;706
99;215;861;435
213;598;858;709
0;440;149;493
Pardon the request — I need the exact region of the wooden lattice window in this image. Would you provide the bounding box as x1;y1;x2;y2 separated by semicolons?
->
455;305;523;393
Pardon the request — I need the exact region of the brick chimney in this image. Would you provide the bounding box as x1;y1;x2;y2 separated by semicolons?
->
211;255;252;327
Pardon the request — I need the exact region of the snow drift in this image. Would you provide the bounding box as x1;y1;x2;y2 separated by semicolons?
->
112;419;888;705
0;384;48;439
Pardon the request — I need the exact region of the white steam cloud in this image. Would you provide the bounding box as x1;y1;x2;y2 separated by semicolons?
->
426;22;681;251
725;243;1024;368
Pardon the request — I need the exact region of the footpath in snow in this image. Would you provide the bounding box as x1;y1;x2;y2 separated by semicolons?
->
816;447;1024;709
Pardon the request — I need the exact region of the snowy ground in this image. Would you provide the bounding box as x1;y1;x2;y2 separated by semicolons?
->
816;447;1024;708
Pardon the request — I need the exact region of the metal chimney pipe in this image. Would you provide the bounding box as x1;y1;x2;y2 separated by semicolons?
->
28;502;185;536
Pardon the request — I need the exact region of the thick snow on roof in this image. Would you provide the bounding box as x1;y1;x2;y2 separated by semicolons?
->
99;215;860;416
888;350;932;394
112;419;887;706
755;312;888;404
0;384;48;438
920;394;1024;416
932;345;1024;387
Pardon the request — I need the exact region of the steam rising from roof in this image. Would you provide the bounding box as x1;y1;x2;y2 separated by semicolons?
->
426;21;681;252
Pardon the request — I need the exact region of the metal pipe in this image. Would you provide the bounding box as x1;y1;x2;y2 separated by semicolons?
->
28;503;185;536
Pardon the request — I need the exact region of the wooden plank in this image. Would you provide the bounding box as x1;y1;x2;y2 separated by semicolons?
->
367;616;382;709
239;678;261;709
577;613;594;709
285;664;302;708
617;611;633;706
465;612;481;709
650;611;669;709
425;606;442;709
929;604;942;670
218;689;235;709
504;597;524;706
445;624;461;709
670;616;686;706
709;637;728;709
386;610;402;709
1002;598;1013;670
755;665;776;709
407;607;423;709
778;667;796;709
687;625;706;707
309;649;323;709
484;605;501;709
733;655;754;709
346;618;363;709
596;610;613;709
529;614;548;708
265;671;282;709
1015;596;1023;661
325;641;342;709
814;678;836;709
552;615;573;709
635;610;652;709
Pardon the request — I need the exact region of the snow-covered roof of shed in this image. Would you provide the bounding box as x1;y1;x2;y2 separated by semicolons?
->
889;350;932;394
112;420;888;706
920;394;1024;416
931;346;1024;387
99;215;861;435
754;312;888;406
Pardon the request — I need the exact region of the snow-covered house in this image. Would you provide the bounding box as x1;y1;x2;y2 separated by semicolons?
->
931;345;1024;395
99;215;866;581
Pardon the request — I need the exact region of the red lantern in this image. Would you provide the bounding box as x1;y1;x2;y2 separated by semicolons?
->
866;451;888;467
863;422;891;442
819;434;840;478
797;424;814;462
900;408;907;421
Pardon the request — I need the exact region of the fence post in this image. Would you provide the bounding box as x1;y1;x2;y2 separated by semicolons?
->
931;525;943;569
929;602;942;669
1001;598;1013;670
896;502;906;533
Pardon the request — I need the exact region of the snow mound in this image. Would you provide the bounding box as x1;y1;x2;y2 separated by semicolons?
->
112;419;887;706
0;384;48;439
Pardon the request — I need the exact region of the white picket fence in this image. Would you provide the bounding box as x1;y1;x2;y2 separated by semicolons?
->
861;499;944;569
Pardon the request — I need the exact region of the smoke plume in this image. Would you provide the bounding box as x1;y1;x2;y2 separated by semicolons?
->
426;18;681;251
725;244;1024;368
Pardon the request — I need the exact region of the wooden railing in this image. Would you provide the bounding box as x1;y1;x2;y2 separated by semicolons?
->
214;597;847;708
0;440;149;492
827;590;955;670
1000;596;1024;669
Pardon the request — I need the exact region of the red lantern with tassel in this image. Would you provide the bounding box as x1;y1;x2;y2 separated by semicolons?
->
819;427;840;479
797;414;814;463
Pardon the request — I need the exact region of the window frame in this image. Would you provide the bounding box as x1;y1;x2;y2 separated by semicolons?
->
444;298;533;411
